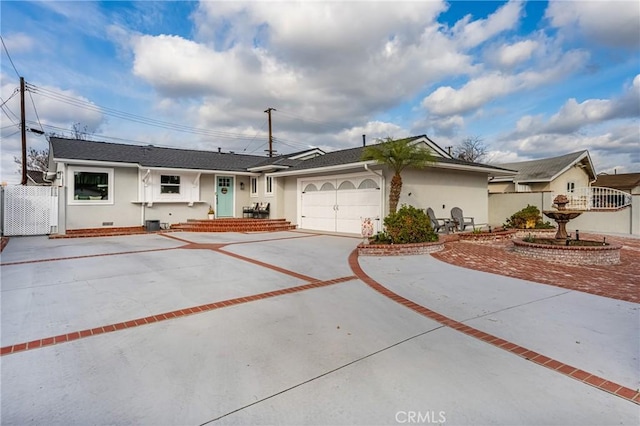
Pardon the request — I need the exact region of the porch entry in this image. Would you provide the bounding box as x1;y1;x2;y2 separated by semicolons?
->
216;176;234;217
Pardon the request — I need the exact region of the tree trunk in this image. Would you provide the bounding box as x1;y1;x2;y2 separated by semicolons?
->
389;173;402;213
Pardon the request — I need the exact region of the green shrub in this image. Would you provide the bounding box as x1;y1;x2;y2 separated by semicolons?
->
383;205;438;244
371;231;392;244
504;204;554;229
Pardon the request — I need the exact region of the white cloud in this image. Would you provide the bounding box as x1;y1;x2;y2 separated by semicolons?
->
546;0;640;48
1;33;34;52
494;77;639;174
421;49;588;116
451;0;524;48
493;40;539;68
128;0;482;145
513;74;640;135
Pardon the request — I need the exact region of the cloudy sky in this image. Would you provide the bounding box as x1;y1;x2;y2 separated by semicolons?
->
1;0;639;184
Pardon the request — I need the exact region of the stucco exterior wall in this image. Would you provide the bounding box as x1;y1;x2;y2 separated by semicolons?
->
397;167;490;225
488;192;554;227
281;176;298;225
65;167;140;229
549;166;592;194
489;192;638;235
488;181;514;193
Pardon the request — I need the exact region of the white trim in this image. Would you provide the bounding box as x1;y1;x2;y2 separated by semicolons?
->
410;135;452;158
247;165;289;172
288;148;325;160
271;159;513;178
68;166;114;205
550;151;595;182
265;175;274;196
55;159;261;176
250;177;258;197
269;161;378;177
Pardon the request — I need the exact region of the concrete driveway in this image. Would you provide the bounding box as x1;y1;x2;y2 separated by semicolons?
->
1;231;638;425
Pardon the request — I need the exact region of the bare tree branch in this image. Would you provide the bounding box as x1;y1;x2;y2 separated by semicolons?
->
453;136;488;162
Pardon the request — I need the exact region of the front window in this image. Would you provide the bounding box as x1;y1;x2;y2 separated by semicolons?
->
265;176;273;195
161;175;181;194
70;167;114;204
250;177;258;196
567;182;575;193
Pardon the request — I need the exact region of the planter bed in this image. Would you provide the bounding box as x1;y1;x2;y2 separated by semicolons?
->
357;240;444;256
512;239;621;265
457;229;517;242
514;228;557;239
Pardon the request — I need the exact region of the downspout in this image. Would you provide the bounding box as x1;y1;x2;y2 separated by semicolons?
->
141;169;151;227
364;163;385;232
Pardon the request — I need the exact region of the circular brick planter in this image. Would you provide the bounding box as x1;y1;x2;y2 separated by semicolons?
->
512;239;622;265
357;240;444;256
457;229;517;242
514;229;557;239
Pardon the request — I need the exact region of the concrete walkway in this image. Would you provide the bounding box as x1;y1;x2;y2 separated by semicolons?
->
1;232;638;425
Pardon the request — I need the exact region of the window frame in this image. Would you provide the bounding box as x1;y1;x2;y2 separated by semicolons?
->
265;176;274;196
68;166;114;205
567;181;576;193
250;177;258;197
160;175;181;194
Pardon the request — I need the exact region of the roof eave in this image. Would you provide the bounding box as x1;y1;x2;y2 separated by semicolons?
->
431;162;516;176
247;165;290;172
268;161;378;177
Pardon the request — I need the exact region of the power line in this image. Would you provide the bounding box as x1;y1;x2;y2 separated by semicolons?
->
27;89;44;134
0;35;21;78
242;119;268;152
26;83;266;142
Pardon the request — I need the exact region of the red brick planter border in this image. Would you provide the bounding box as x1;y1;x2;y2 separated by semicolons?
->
513;239;622;265
357;240;444;256
457;229;517;242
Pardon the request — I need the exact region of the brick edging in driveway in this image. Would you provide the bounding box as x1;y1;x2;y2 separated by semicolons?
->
0;275;356;357
348;249;640;405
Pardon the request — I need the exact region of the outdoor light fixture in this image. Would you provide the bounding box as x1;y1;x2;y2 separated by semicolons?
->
240;182;245;190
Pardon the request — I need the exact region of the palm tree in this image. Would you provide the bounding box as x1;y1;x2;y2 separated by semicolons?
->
362;137;435;214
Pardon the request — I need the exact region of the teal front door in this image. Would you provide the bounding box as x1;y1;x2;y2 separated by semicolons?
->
216;176;234;217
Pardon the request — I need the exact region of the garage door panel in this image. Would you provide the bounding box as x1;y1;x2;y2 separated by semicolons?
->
300;176;380;234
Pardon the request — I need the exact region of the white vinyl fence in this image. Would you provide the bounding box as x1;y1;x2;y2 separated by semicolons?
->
2;186;58;236
552;187;632;210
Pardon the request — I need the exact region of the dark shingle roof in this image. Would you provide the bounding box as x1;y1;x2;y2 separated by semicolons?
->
279;137;511;173
495;151;593;182
27;170;49;185
50;136;513;175
593;173;640;190
50;137;266;171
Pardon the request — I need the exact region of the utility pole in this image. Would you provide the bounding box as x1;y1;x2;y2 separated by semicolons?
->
20;76;27;185
264;107;276;157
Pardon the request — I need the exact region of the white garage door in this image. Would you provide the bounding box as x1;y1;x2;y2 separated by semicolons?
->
300;174;382;234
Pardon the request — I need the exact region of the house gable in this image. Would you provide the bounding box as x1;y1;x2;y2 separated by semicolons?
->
492;150;596;185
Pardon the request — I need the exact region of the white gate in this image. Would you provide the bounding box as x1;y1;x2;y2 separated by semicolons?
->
3;186;58;236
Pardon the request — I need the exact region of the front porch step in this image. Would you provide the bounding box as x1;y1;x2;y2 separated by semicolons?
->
50;226;149;239
171;218;297;233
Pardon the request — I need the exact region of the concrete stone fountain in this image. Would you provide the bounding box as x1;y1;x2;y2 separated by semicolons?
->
513;194;621;265
543;194;582;239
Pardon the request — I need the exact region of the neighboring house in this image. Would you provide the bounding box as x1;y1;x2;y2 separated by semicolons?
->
26;169;51;186
593;173;640;194
47;135;513;235
488;150;596;195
